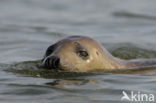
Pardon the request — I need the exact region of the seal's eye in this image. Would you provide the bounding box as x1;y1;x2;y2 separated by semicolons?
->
45;43;58;57
78;50;88;57
46;49;53;56
74;42;89;60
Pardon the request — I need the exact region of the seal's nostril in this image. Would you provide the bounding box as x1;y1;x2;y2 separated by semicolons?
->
52;56;60;68
45;58;51;68
55;57;60;67
44;56;60;69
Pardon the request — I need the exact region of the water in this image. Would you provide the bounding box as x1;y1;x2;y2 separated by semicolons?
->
0;0;156;103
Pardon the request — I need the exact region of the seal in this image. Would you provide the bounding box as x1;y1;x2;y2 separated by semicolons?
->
42;36;156;72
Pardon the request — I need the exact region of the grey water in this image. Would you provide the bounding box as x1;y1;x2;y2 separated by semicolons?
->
0;0;156;103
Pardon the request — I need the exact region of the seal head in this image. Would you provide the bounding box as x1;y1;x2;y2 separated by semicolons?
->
42;36;127;72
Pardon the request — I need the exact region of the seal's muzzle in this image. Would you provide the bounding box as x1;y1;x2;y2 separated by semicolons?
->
42;56;60;69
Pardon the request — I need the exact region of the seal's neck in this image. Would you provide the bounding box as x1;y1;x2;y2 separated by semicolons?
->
100;48;127;69
125;59;156;68
102;50;156;69
97;46;156;70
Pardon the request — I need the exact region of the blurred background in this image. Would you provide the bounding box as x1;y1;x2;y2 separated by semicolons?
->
0;1;156;103
0;0;156;63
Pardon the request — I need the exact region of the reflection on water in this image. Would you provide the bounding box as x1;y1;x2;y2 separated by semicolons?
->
0;0;156;103
1;45;156;103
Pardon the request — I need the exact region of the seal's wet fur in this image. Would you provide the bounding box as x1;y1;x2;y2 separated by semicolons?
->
42;36;156;72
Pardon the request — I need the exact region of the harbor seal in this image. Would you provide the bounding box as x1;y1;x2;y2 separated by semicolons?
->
41;36;156;72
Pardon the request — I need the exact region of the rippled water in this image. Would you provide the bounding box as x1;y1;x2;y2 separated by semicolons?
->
1;0;156;103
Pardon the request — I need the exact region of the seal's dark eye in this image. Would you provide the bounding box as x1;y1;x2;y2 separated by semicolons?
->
46;49;53;56
45;43;58;57
74;42;89;60
78;50;88;57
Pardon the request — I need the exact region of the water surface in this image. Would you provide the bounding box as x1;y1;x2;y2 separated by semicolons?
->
0;0;156;103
